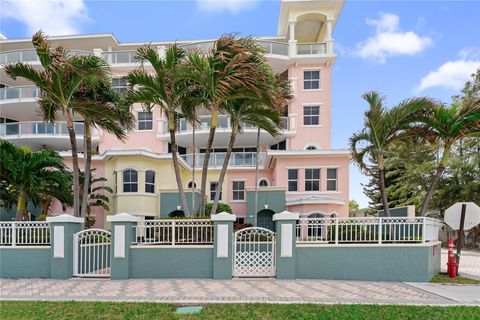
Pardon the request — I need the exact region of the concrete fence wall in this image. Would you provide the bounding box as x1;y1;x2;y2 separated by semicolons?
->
0;212;442;282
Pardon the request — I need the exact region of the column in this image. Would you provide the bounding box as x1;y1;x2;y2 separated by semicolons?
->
326;18;334;55
93;48;103;58
273;211;299;279
288;20;297;56
47;214;83;279
107;213;139;280
211;212;236;279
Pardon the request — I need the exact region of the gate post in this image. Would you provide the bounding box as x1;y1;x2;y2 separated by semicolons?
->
107;213;139;280
46;214;83;279
211;212;236;279
273;211;299;279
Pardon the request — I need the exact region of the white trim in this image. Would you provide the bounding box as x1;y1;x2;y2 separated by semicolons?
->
131;245;214;249
53;226;64;258
273;211;299;221
114;192;158;197
47;214;83;223
297;241;442;248
217;224;229;258
281;224;293;257
211;212;236;222
114;225;126;258
268;149;349;156
258;178;270;187
107;213;140;222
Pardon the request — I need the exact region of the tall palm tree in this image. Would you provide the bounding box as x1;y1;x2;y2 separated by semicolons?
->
349;92;432;216
180;35;279;216
4;31;109;217
0;140;68;220
127;45;192;215
415;99;480;216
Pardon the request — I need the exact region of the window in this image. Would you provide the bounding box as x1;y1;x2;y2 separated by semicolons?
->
259;179;269;187
304;70;320;90
236;218;245;224
123;169;138;192
305;168;320;191
210;182;222;201
137;111;153;131
187;181;197;189
114;171;118;193
305;145;318;150
232;181;245;201
288;169;298;192
270;140;286;150
145;170;155;193
327;168;338;191
112;77;128;94
303;106;320;126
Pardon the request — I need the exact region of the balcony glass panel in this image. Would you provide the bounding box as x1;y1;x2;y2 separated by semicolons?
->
0;86;40;101
180;152;265;168
102;51;138;64
257;41;289;56
296;43;326;55
0;121;85;137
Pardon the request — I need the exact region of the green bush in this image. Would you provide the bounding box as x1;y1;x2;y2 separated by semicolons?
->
203;202;233;217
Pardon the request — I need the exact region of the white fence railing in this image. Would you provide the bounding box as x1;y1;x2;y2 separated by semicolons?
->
296;217;442;244
0;221;51;246
133;219;214;246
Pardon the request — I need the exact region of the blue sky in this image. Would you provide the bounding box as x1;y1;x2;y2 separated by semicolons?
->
2;0;479;207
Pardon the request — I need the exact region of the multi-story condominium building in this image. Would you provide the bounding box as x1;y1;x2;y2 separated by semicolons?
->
0;0;348;229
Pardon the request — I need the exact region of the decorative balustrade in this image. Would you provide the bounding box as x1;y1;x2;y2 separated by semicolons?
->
296;217;442;244
180;152;266;168
133;219;214;246
296;43;327;55
0;121;85;137
0;86;40;101
0;221;51;246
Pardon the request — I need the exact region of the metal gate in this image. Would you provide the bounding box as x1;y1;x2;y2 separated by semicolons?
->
233;227;275;277
73;228;111;277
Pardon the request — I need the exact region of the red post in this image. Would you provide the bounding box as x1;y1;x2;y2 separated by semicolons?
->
447;238;454;275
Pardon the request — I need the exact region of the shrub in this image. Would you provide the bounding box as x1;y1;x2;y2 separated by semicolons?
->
234;223;253;231
203;202;233;217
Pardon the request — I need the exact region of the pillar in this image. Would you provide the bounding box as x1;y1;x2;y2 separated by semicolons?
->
47;214;83;279
107;213;139;280
211;212;236;279
273;211;299;279
288;20;297;56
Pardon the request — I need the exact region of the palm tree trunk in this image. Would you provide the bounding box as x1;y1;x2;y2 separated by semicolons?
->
378;168;390;217
169;114;190;216
15;192;28;221
254;127;261;226
419;147;451;217
81;121;92;218
66;108;80;217
199;108;219;216
211;128;237;215
192;124;196;215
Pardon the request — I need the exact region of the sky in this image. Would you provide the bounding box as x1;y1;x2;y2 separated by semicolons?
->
1;0;479;207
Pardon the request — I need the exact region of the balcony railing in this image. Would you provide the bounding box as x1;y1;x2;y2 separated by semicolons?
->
180;152;266;168
296;43;327;55
257;41;289;56
102;51;139;64
166;115;289;134
0;86;40;101
0;121;85;137
0;49;92;65
179;41;215;52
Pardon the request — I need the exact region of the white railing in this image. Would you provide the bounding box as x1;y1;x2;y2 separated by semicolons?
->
257;40;289;56
102;51;139;64
296;217;442;244
133;219;214;246
180;152;266;168
0;49;91;65
179;41;215;52
0;86;40;101
0;121;85;137
296;43;327;55
0;221;51;246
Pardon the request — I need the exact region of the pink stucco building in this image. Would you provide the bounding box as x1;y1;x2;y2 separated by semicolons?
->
0;0;348;229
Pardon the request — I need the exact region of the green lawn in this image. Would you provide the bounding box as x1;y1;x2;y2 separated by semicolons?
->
1;301;479;320
430;274;480;285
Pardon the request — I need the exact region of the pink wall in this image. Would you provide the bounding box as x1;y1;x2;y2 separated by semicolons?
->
287;63;332;150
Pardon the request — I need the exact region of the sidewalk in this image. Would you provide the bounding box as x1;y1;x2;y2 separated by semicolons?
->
441;248;480;279
1;278;478;306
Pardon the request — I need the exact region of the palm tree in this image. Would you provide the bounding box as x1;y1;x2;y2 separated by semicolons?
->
127;45;192;215
415;99;480;216
0;140;68;220
349;92;432;216
4;31;109;217
180;35;279;216
79;168;113;228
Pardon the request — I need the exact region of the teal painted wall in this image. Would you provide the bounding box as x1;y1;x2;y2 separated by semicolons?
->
160;191;202;217
50;223;81;279
378;207;409;217
296;243;441;282
0;203;42;221
213;221;234;279
275;220;296;279
0;247;51;278
246;190;285;225
130;247;213;278
110;221;136;280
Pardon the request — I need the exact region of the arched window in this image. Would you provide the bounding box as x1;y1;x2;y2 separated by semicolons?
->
305;145;318;150
123;169;138;192
187;181;197;189
145;170;155;193
258;179;269;187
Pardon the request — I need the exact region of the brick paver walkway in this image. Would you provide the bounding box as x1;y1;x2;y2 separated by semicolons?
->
1;278;478;305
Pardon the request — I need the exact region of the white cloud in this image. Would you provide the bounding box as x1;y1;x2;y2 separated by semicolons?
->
196;0;257;14
416;49;480;92
355;12;433;63
1;0;89;36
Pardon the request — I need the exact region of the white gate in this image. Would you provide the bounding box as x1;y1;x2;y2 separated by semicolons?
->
73;228;111;277
233;227;275;277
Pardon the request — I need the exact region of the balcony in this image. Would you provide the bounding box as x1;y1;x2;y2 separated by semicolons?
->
158;115;292;147
102;51;138;64
296;43;327;55
0;121;98;151
0;49;92;65
180;152;266;168
257;41;289;56
0;85;39;101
